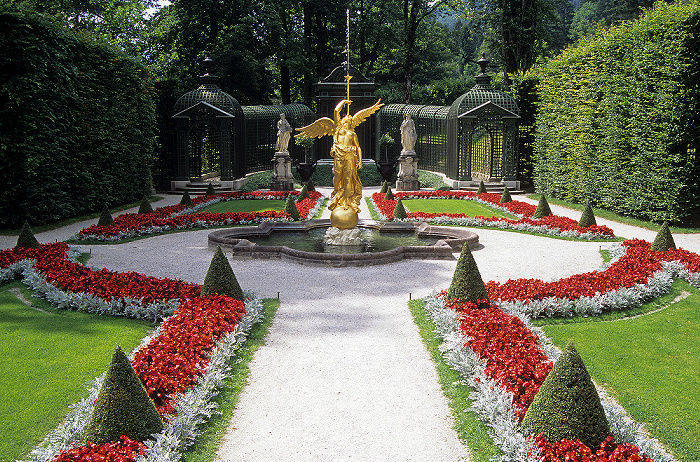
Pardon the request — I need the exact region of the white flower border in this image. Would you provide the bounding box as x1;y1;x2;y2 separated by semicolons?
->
9;249;265;462
369;194;615;241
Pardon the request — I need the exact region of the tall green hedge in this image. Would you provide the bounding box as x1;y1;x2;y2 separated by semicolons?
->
531;1;700;225
0;8;155;227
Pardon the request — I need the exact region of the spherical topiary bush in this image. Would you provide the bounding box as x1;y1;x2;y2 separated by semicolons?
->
137;197;153;214
201;246;244;301
306;178;316;192
380;181;389;194
97;205;115;227
180;190;192;206
16;221;40;249
297;184;310;202
651;221;676;251
393;198;407;220
533;195;553;218
205;183;216;196
476;180;486;194
499;186;512;204
84;346;163;444
384;188;395;200
578;202;597;228
447;242;489;303
285;193;300;220
521;342;610;451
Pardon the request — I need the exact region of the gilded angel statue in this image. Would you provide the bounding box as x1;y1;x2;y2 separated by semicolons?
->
295;99;383;217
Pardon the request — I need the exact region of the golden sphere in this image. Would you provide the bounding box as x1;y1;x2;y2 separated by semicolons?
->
330;206;358;230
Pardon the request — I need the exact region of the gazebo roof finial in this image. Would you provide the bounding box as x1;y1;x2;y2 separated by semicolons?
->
475;53;492;86
200;56;219;84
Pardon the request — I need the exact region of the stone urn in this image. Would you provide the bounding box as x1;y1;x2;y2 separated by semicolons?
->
376;160;396;182
296;162;316;182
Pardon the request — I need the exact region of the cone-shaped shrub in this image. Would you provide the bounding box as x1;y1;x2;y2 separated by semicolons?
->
533;195;553;218
16;221;40;249
651;221;676;251
384;188;394;200
137;197;153;214
578;202;597;228
522;342;610;450
297;184;310;202
285;193;300;220
306;178;316;192
97;205;115;227
200;246;244;301
447;242;489;303
205;183;216;196
476;180;486;194
180;190;192;206
84;346;163;444
499;186;512;204
380;180;389;194
393;198;407;220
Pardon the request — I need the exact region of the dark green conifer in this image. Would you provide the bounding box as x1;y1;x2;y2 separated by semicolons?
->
499;186;512;204
384;188;395;200
200;246;244;301
297;184;310;202
16;221;40;249
651;221;676;251
578;202;597;228
180;190;193;206
137;197;153;214
447;242;489;303
285;193;300;220
522;342;610;450
84;346;163;444
533;195;553;218
97;205;115;227
205;183;216;196
476;180;486;194
393;199;407;220
380;181;389;194
305;178;316;192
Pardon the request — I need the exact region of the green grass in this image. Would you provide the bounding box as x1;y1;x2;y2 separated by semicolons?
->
200;199;287;214
181;298;279;462
539;280;700;462
0;281;154;461
402;198;517;219
408;299;500;462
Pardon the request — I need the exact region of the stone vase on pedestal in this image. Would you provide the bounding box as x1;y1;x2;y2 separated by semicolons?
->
270;151;294;191
396;151;419;191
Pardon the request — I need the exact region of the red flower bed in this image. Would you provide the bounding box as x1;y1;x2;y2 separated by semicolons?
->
53;436;146;462
532;434;653;462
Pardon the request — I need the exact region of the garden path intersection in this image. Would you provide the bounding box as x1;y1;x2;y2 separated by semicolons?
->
3;188;699;461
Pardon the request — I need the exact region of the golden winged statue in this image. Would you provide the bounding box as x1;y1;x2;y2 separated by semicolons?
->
295;98;383;228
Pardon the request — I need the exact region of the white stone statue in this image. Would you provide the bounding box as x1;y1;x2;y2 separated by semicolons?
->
400;114;417;153
276;113;293;152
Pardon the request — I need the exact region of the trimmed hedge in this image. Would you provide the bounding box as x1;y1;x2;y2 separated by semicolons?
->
0;8;155;228
447;243;489;303
200;246;244;301
531;1;700;225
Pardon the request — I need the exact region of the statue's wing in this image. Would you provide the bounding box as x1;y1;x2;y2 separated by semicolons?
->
295;117;335;139
351;99;384;128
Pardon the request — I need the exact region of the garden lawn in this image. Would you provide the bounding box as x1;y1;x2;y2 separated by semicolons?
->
402;198;516;219
540;281;700;462
201;199;286;214
0;282;153;462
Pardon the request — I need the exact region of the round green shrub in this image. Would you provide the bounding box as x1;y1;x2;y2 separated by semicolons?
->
285;193;301;220
651;221;676;251
476;180;486;194
200;246;244;301
393;199;407;220
447;242;489;303
533;195;553;218
137;197;153;214
180;190;192;206
500;186;512;204
384;188;395;200
578;202;597;227
205;183;216;196
16;221;40;249
521;342;610;450
297;184;310;202
97;205;115;227
84;346;163;444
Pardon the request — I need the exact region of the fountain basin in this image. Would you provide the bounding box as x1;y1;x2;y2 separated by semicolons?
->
208;219;479;267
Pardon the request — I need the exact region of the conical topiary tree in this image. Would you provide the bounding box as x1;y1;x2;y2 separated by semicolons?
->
97;205;115;227
205;183;216;196
306;178;316;192
533;195;553;218
499;186;512;204
521;342;610;450
201;246;244;301
651;221;676;251
16;221;40;249
84;346;163;444
380;180;389;194
285;193;301;220
384;188;395;200
476;180;486;194
578;202;597;228
297;184;310;202
180;190;192;206
393;198;407;220
447;242;489;303
138;197;153;214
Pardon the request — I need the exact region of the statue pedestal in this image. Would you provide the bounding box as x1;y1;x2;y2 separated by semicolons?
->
396;150;419;191
323;227;364;247
270;151;294;191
